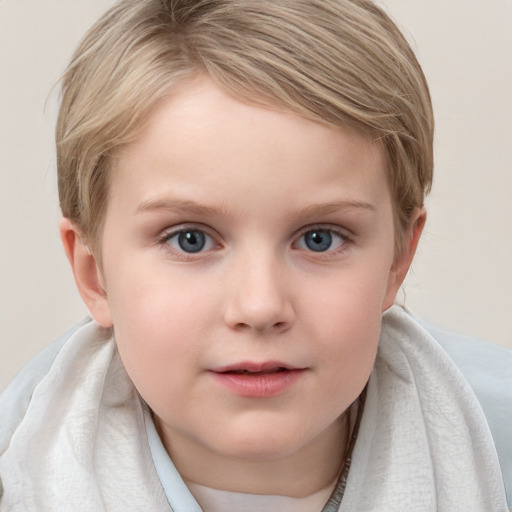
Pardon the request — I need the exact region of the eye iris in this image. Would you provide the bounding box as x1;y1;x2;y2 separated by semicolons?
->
305;230;332;252
178;231;206;253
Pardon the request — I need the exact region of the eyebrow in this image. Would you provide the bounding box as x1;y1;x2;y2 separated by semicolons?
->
298;200;376;217
136;197;376;219
135;198;230;217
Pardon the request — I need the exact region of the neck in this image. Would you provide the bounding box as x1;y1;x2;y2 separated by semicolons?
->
155;412;350;498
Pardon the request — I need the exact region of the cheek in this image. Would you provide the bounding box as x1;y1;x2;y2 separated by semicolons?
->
315;308;380;393
108;255;215;332
303;260;391;331
301;266;388;392
104;265;215;393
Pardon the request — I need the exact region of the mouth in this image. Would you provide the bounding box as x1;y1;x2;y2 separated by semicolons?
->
209;362;305;397
212;361;300;375
221;367;291;376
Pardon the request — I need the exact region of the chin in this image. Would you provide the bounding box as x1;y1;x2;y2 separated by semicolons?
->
210;425;310;462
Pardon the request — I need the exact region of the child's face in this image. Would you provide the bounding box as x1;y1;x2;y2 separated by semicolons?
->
72;76;417;486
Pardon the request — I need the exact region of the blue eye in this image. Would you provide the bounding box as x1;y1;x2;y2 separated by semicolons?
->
166;229;213;253
297;229;345;253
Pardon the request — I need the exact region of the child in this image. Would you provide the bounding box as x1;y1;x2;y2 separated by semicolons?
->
0;0;510;510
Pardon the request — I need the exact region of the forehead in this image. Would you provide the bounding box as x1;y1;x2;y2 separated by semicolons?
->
108;76;390;221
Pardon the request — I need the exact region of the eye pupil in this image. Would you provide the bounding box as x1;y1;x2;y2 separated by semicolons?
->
178;231;206;253
305;230;332;252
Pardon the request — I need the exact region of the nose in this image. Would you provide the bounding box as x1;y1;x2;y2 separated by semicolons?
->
223;253;295;335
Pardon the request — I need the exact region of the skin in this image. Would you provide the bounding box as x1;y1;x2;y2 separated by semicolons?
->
61;76;424;498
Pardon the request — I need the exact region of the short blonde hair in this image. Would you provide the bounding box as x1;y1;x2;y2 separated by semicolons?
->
57;0;434;253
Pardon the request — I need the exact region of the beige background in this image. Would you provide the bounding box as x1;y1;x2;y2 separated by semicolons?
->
1;0;511;391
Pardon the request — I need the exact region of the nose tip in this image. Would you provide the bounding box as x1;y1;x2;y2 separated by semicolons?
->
224;295;294;334
223;265;294;334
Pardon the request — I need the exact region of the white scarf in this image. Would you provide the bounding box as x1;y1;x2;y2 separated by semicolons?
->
337;308;507;511
0;307;507;511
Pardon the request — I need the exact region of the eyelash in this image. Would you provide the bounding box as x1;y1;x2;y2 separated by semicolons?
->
157;224;352;258
157;225;219;259
294;225;352;258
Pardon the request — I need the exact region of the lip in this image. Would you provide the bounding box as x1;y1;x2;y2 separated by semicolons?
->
208;361;306;398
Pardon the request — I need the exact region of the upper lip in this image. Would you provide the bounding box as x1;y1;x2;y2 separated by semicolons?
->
210;361;302;373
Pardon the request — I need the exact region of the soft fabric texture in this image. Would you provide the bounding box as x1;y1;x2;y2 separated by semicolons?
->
0;323;169;511
0;306;509;511
423;320;512;504
339;309;508;511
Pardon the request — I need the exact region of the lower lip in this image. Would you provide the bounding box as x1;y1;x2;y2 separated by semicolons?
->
209;369;305;397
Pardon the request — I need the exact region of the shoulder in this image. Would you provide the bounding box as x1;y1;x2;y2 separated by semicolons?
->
418;316;512;510
0;319;91;455
420;320;512;433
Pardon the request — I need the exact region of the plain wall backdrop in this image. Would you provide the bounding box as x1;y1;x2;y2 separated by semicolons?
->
1;0;511;390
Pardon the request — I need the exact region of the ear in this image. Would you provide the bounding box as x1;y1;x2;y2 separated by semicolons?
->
59;217;113;327
382;207;426;311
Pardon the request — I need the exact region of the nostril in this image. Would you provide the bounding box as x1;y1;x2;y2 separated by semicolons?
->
234;321;287;332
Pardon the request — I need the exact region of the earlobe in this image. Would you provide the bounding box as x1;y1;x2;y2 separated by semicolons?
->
59;218;113;327
382;208;426;311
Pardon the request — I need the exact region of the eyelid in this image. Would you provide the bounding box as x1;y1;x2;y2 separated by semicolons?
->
159;222;218;239
294;224;352;240
293;225;352;254
157;223;222;256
